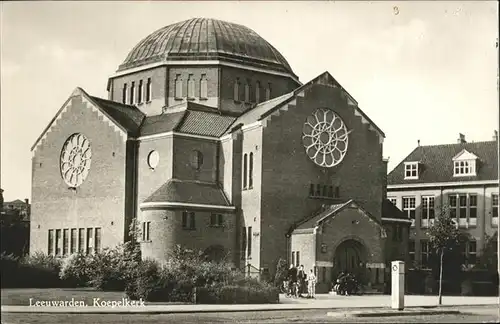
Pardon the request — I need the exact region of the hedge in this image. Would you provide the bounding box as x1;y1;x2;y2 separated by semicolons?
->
193;285;280;304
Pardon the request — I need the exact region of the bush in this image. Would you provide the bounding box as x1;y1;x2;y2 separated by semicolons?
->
194;283;280;304
1;252;64;288
59;252;91;287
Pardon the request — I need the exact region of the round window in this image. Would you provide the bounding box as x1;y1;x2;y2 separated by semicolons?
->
147;150;160;169
190;150;203;170
60;133;92;187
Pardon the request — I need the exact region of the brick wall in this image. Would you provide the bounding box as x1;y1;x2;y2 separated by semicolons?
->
30;95;128;254
259;83;384;275
140;209;237;265
167;66;219;109
219;66;298;114
172;136;219;182
109;67;167;116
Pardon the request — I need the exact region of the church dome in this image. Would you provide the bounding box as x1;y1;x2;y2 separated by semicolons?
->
118;18;296;77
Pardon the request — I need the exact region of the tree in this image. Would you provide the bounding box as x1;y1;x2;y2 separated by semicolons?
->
427;206;464;305
476;232;498;272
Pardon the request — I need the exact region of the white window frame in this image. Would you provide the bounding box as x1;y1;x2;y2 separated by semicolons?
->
404;162;419;179
421;196;435;228
492;193;499;226
403;196;416;227
453;160;476;177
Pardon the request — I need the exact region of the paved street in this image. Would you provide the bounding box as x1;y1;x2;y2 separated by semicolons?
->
2;306;499;323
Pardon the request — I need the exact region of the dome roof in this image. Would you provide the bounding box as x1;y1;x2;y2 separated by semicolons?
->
118;18;296;77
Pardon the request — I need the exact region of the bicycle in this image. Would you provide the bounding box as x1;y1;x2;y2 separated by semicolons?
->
281;280;299;298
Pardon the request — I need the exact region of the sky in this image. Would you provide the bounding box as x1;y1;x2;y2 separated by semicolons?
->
1;1;498;201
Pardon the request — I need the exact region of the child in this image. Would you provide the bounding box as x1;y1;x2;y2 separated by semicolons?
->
307;269;317;298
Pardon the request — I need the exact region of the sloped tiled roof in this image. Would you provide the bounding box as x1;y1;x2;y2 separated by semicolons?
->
382;199;408;220
4;199;26;205
89;96;145;136
143;179;231;206
139;102;236;138
294;201;350;230
388;140;498;185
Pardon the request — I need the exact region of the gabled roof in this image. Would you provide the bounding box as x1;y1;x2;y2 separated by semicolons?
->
141;178;232;208
139;102;236;138
31;88;145;152
224;71;385;140
381;199;407;220
388;140;498;185
3;199;26;205
292;199;383;232
452;149;479;161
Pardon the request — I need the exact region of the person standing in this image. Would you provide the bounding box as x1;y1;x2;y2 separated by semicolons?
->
287;264;298;297
307;269;317;298
297;265;306;297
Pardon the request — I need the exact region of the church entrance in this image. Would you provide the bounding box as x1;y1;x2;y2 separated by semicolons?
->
333;239;368;280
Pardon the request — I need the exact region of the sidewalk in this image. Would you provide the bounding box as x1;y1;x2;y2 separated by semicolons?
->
2;294;498;314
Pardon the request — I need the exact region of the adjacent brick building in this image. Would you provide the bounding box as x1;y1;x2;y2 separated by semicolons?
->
30;17;410;292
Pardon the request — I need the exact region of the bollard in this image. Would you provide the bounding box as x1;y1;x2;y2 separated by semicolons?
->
391;260;405;310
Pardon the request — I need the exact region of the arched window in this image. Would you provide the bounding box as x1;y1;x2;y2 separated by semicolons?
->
200;74;208;99
243;153;248;189
244;81;250;103
122;83;127;104
266;83;272;101
175;74;183;98
146;77;152;102
249;152;253;188
255;81;261;103
234;79;240;101
137;80;143;104
130;81;135;104
187;74;195;99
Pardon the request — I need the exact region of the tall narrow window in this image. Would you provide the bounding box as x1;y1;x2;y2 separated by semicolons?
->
234;79;240;101
492;194;499;226
55;229;61;256
48;229;54;255
408;240;415;265
249;153;253;188
296;251;300;267
469;194;477;226
78;228;85;253
138;80;143;103
70;228;77;254
241;226;247;259
95;228;101;253
87;228;93;254
255;81;261;103
175;74;182;98
146;77;152;102
468;240;477;264
142;222;146;241
420;240;429;269
449;195;457;219
145;222;151;240
403;197;416;226
244;81;250;102
63;229;69;256
187;74;195;99
335;186;340;198
421;196;435;228
291;251;295;266
200;74;208;99
122;84;128;104
265;83;271;101
459;194;467;227
243;154;248;189
189;212;195;229
130;81;135;104
247;226;252;258
182;212;188;229
316;184;321;196
322;185;328;197
309;184;315;196
328;186;334;198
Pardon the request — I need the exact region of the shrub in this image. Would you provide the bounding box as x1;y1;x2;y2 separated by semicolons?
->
1;252;64;288
194;282;280;304
273;258;288;287
59;252;91;287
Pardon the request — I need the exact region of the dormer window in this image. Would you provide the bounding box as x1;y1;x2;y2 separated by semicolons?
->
404;162;419;179
452;149;478;177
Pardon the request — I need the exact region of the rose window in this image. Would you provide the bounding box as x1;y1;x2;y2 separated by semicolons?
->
60;133;92;187
302;108;350;167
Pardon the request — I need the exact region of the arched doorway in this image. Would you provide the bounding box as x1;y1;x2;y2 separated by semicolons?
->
333;239;367;275
203;245;226;263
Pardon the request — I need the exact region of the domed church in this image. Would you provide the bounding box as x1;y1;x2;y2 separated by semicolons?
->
30;18;410;292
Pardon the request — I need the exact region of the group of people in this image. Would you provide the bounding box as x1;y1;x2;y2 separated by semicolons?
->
287;264;317;298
